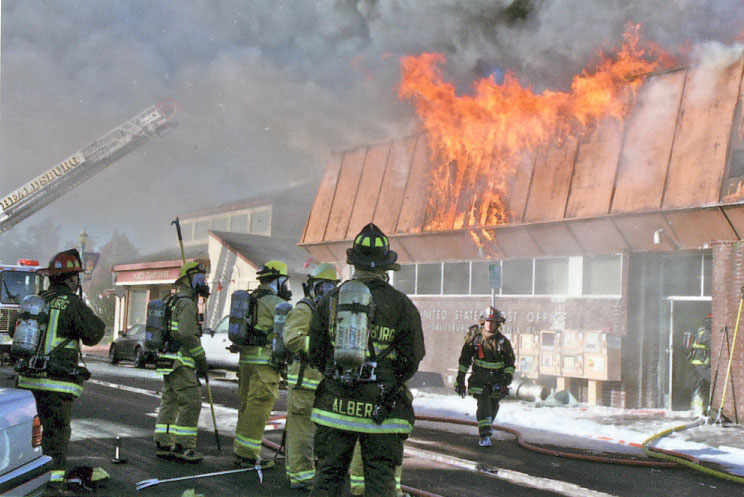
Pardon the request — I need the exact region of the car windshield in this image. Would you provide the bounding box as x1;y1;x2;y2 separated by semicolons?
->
127;324;145;336
0;271;41;304
214;316;229;334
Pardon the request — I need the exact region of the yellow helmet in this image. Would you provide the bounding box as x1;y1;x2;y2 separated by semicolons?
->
257;260;288;279
178;261;206;281
310;263;339;282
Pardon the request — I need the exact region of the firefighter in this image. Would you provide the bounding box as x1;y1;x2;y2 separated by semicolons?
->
455;307;515;447
13;249;105;493
154;261;210;463
283;263;339;490
688;325;711;416
309;223;425;497
233;260;291;469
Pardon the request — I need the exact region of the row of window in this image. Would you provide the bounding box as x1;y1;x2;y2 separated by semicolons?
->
180;206;272;242
391;252;712;298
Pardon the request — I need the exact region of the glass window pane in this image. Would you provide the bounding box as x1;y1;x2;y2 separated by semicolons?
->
194;221;209;240
663;253;702;297
250;208;271;234
417;263;442;295
703;252;712;296
127;290;148;326
471;261;494;295
212;217;228;232
583;254;622;295
535;258;568;295
393;264;415;295
503;259;533;295
231;214;248;233
443;262;470;294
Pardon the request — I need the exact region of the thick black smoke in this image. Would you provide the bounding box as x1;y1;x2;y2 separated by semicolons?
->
1;0;742;253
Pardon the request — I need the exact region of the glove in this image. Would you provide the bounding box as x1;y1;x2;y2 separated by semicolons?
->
195;357;209;378
455;383;467;398
498;384;509;396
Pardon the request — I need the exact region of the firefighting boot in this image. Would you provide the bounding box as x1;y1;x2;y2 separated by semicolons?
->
478;436;492;447
172;444;203;463
155;442;175;459
233;454;275;470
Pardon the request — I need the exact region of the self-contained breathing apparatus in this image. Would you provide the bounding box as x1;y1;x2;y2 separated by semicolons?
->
330;280;377;386
145;294;186;354
12;294;90;381
227;289;262;347
271;301;292;369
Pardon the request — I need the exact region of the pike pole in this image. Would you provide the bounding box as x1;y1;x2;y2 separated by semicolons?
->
172;217;221;451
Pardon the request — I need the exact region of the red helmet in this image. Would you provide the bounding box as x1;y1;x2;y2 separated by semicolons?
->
37;249;84;277
485;306;505;324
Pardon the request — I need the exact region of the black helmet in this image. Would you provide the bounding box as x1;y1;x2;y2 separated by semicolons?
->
346;223;398;269
485;306;505;324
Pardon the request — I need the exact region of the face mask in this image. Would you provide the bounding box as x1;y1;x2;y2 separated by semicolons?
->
313;280;336;298
191;273;210;298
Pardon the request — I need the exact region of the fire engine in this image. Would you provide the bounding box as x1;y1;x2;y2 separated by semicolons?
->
0;259;44;358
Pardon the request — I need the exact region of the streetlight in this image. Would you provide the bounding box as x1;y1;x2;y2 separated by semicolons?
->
79;229;88;274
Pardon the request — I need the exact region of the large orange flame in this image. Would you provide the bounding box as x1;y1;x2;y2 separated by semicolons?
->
399;25;674;231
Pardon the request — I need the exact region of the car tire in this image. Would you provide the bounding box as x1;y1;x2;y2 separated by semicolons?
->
109;345;119;365
134;346;145;368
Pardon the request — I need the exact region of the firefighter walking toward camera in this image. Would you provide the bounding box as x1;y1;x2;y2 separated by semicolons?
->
154;262;210;463
688;325;711;416
309;223;425;497
12;249;105;492
282;263;339;490
455;307;515;447
233;260;291;469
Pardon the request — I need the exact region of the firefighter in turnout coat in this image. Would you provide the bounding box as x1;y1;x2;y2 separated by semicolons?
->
14;249;105;492
309;223;425;497
154;261;210;463
283;263;339;490
233;260;291;469
455;307;515;447
688;325;711;416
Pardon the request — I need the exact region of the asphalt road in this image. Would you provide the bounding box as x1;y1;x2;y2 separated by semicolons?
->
2;358;742;497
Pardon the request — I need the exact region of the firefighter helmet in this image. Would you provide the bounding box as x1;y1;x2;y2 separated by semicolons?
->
485;306;506;324
37;249;84;277
257;260;288;280
310;263;339;282
346;223;397;269
178;261;206;281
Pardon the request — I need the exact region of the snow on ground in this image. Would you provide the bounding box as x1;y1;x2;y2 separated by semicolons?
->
411;389;744;477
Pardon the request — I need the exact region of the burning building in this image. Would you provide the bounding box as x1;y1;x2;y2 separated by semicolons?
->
299;47;744;418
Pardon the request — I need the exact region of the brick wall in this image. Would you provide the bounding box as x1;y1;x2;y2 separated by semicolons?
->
711;242;744;421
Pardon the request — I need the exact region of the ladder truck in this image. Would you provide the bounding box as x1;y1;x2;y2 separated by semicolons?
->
0;101;178;234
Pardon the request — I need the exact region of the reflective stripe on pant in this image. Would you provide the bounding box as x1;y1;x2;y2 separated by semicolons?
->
475;389;500;438
349;441;404;496
154;365;201;448
311;424;402;497
234;362;280;459
286;387;316;487
32;390;74;474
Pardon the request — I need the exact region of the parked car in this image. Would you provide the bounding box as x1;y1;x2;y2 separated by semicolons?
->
201;316;239;371
0;388;52;496
108;324;157;368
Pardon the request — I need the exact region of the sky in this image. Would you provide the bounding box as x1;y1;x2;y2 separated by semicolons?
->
2;1;744;256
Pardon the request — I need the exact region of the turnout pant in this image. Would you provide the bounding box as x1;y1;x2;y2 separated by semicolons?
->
285;387;316;488
234;363;280;460
350;441;405;496
154;365;202;448
475;387;501;438
311;425;402;497
33;390;74;484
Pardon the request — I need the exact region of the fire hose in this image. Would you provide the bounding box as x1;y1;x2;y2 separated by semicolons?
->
260;413;743;493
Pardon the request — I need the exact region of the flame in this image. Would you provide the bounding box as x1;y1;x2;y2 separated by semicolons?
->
399;24;674;231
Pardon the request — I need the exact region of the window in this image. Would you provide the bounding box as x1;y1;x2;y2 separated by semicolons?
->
394;264;416;295
0;271;41;304
212;217;228;232
416;263;441;295
194;220;209;240
502;259;533;295
127;289;148;326
231;214;248;233
471;261;494;295
442;262;470;294
535;258;568;295
250;208;271;234
703;253;712;296
583;254;622;295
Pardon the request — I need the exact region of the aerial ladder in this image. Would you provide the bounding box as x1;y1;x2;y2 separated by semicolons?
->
0;101;178;234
